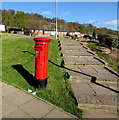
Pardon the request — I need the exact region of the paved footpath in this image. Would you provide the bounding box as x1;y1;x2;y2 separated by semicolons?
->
59;39;119;119
1;82;78;119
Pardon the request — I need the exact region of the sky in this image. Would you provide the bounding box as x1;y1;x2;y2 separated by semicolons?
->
2;2;118;30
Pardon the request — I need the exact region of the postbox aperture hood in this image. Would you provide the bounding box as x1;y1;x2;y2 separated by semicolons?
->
34;37;52;42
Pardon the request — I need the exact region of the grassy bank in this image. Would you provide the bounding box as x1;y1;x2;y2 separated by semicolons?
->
1;33;26;39
86;41;119;72
2;36;82;118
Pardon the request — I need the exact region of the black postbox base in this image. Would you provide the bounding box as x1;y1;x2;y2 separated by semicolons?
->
37;78;47;90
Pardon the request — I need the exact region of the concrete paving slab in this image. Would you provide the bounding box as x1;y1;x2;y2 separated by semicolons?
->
19;98;54;118
79;66;97;76
88;82;117;95
78;93;117;106
75;58;103;65
71;81;117;106
93;67;113;74
2;97;17;116
97;74;118;82
44;108;74;118
64;59;76;65
70;76;91;81
2;84;19;97
4;90;35;106
61;42;79;45
76;61;89;65
71;82;94;95
63;52;92;57
78;103;117;112
106;82;118;90
67;71;82;77
68;70;92;81
65;65;81;71
82;108;117;118
62;46;84;50
2;83;78;119
3;108;32;118
60;40;77;42
68;46;85;49
87;83;117;106
94;67;118;82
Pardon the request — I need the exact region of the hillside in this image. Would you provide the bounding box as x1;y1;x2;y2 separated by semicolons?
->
1;9;118;36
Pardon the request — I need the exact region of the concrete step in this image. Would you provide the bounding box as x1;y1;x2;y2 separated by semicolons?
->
60;43;77;46
60;39;118;119
71;82;118;106
62;51;94;57
59;39;78;42
65;65;118;82
78;104;117;118
78;104;117;113
60;40;79;43
61;42;80;46
63;57;104;66
68;71;118;82
61;46;87;51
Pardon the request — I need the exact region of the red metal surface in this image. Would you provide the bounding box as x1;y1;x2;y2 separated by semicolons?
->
34;37;52;79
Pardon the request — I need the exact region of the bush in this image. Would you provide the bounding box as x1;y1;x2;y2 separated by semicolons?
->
66;32;70;36
71;35;78;40
83;34;93;40
98;34;118;49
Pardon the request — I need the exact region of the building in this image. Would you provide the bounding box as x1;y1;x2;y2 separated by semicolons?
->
8;28;24;34
28;28;88;40
28;28;67;36
0;24;5;32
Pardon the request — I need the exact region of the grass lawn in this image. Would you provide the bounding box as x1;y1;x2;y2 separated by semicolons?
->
1;33;26;39
2;36;82;118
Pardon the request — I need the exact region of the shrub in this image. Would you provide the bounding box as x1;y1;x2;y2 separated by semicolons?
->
98;33;118;49
83;34;93;40
71;35;77;40
66;32;70;36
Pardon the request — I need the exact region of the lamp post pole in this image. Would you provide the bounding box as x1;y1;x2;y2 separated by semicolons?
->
55;0;58;39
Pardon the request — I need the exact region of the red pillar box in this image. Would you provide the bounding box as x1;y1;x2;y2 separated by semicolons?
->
34;37;52;89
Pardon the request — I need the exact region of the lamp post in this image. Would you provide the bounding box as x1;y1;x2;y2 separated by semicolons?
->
40;21;41;30
55;0;58;39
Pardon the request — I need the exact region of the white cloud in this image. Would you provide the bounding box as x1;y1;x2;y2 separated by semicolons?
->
101;20;118;28
42;11;52;15
86;19;118;30
63;12;70;15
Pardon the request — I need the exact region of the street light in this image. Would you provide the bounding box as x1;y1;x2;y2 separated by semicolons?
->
55;0;58;39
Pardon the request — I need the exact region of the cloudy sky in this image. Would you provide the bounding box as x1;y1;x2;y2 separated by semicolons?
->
2;2;118;30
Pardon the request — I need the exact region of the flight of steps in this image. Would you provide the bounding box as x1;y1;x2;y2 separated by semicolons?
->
59;39;118;118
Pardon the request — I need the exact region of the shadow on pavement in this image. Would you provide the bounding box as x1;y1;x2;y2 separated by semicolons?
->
92;82;119;94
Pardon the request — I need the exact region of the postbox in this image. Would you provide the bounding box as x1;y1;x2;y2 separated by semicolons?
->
34;37;52;89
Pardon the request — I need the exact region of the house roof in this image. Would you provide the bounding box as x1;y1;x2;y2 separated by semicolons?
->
27;27;67;32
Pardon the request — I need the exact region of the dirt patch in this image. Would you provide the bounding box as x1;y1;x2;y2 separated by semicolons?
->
109;48;119;64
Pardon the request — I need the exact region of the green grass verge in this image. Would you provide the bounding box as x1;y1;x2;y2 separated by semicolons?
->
87;43;98;51
1;33;26;39
2;37;82;118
